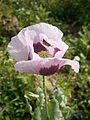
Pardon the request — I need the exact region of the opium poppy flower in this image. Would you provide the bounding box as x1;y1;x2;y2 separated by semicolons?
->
7;23;79;76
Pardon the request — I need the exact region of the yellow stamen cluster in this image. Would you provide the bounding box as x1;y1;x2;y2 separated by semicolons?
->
38;51;51;58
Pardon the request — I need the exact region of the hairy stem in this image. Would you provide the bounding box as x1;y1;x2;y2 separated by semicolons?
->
43;76;49;120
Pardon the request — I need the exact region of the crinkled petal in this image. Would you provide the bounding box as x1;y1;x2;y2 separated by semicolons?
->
24;28;37;45
28;23;63;41
14;58;60;75
14;57;79;76
33;36;68;57
54;40;69;57
7;29;36;61
58;58;80;73
24;29;35;59
8;46;29;61
39;33;69;57
7;33;29;61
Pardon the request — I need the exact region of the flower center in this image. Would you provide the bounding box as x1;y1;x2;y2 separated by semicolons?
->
38;51;51;58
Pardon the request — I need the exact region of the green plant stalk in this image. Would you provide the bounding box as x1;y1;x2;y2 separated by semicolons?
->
43;76;49;120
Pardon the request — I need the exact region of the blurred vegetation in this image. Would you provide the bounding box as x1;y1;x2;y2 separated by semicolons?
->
0;0;90;120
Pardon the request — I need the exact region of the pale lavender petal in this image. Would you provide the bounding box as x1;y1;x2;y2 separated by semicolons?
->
15;60;41;74
33;34;68;57
33;53;41;60
24;29;36;45
24;29;35;59
46;46;55;56
39;33;69;57
58;58;80;73
8;46;29;61
41;39;68;57
15;57;79;75
14;58;60;75
7;34;29;61
28;23;63;41
53;40;69;57
7;29;37;61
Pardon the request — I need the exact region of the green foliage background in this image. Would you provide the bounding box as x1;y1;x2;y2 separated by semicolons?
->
0;0;90;120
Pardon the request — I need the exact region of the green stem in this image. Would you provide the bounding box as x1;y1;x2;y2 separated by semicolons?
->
43;76;49;120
